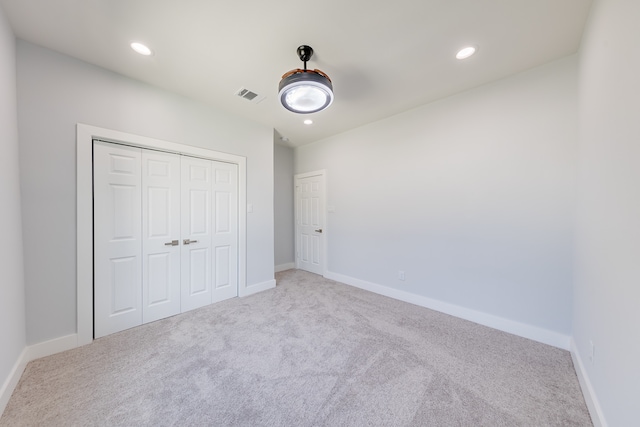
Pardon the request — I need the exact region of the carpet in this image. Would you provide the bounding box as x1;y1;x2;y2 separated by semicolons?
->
0;269;592;426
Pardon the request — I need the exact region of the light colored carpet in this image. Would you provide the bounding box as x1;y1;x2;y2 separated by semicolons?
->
1;269;591;426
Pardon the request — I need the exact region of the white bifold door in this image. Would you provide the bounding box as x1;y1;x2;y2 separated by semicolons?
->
94;141;238;338
94;143;143;336
142;149;181;324
180;156;213;313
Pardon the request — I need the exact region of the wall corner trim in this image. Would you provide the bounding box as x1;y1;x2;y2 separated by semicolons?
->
0;348;28;416
570;339;608;427
324;270;571;350
275;263;295;273
241;279;276;297
1;334;78;417
26;334;78;362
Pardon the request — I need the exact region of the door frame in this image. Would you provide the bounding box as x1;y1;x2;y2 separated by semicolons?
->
77;123;247;346
294;170;327;276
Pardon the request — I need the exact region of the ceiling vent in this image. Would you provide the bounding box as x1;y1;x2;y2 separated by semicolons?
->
235;88;265;104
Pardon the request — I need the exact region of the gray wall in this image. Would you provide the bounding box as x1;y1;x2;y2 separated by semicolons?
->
574;0;640;424
296;56;577;336
17;41;274;345
274;141;295;269
0;4;26;402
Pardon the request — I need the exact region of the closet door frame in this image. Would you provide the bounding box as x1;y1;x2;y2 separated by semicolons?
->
77;123;247;346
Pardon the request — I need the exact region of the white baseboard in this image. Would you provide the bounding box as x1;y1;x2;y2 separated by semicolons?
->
0;347;28;416
242;279;276;297
1;333;78;417
325;271;571;350
570;339;607;427
26;334;78;361
275;262;295;273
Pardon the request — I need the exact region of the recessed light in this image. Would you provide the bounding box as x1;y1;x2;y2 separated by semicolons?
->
131;42;153;56
304;119;313;125
456;46;477;60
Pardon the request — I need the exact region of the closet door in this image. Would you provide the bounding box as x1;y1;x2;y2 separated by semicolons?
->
94;142;240;337
180;156;213;312
93;142;142;338
141;150;181;323
212;162;238;303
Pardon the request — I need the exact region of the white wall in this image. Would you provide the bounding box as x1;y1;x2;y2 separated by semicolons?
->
296;56;577;339
274;141;295;269
0;3;26;411
574;0;640;424
16;41;274;345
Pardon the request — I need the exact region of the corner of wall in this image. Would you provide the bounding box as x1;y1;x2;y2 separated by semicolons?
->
570;339;608;427
242;279;276;297
0;348;28;416
0;333;78;416
275;262;295;273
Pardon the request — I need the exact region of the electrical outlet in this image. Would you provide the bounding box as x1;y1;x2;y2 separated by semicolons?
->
398;271;405;281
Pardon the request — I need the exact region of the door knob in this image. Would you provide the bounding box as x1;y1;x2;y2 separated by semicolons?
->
164;240;179;246
315;229;323;233
183;239;198;245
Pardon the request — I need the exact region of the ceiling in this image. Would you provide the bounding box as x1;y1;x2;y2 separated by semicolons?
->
1;0;592;147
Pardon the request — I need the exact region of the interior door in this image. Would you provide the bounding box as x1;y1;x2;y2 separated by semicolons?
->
211;161;239;303
93;141;143;338
295;172;325;275
94;141;240;337
141;150;181;323
180;156;213;312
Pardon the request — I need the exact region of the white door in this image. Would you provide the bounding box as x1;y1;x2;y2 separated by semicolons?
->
93;142;143;338
180;156;213;312
295;171;325;275
141;150;181;323
212;162;239;303
94;142;240;337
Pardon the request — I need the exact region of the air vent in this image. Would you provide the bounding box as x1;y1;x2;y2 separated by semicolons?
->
235;87;265;104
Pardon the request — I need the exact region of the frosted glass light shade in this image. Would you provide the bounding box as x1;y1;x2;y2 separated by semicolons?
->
279;70;333;114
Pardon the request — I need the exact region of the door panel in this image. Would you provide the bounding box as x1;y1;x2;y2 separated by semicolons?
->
142;150;181;323
110;256;138;314
147;253;171;303
189;190;209;234
212;162;238;303
181;156;213;312
215;246;231;287
188;248;209;294
94;141;142;338
296;173;325;275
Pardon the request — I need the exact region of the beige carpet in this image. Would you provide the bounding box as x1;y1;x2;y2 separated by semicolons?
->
1;269;591;426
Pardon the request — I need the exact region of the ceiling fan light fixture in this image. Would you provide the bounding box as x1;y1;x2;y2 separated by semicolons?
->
279;45;334;114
